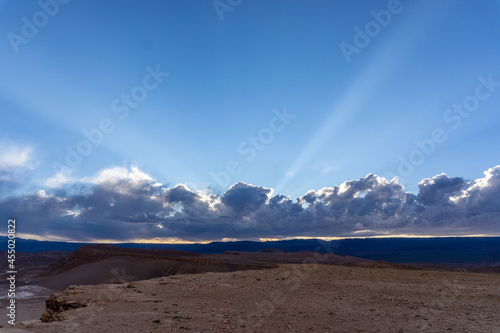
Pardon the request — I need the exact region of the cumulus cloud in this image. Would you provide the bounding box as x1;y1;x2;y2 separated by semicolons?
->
222;182;272;215
1;165;500;242
417;174;466;206
449;166;500;215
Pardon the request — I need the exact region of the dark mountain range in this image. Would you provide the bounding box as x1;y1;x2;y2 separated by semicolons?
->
2;236;499;267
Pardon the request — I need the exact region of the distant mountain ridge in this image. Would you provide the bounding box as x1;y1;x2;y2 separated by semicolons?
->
2;236;499;267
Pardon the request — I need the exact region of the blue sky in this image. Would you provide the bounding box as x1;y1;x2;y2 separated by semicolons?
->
1;0;500;242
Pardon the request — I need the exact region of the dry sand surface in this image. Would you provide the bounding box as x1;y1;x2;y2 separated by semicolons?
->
3;264;500;333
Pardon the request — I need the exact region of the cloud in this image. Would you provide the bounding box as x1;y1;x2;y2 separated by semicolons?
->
0;142;36;172
45;168;74;188
449;166;500;215
87;165;158;191
221;182;272;215
0;142;38;196
1;165;500;242
417;173;466;206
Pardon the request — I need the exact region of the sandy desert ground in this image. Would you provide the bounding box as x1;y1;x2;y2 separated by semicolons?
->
2;263;500;333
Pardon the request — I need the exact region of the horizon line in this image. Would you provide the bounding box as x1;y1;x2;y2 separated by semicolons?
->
2;233;499;245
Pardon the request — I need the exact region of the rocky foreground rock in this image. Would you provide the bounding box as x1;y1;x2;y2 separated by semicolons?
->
40;286;89;323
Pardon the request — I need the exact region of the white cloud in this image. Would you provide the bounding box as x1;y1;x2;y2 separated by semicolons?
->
468;166;500;191
89;165;153;186
79;165;160;195
45;168;74;188
449;165;500;206
0;142;36;172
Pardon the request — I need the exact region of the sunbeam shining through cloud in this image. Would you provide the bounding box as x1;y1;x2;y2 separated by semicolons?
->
1;1;499;243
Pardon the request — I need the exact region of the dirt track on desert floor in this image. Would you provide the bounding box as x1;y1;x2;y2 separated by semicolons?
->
4;264;500;333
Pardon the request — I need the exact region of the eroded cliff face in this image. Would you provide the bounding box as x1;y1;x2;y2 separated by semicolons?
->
40;286;88;323
44;244;265;277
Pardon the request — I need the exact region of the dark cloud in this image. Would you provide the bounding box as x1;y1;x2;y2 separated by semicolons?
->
417;174;466;206
221;182;271;215
165;185;199;204
0;165;499;242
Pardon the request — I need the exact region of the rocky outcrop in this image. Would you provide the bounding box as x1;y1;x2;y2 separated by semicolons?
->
40;286;88;323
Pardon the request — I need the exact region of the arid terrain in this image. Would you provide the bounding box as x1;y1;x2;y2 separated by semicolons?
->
1;245;500;332
2;268;500;331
